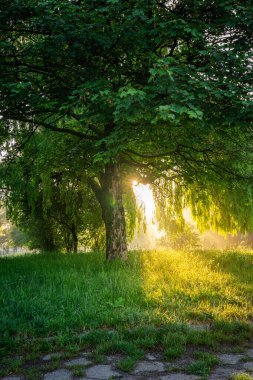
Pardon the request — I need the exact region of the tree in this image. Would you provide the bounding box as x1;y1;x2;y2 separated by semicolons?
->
0;0;253;259
0;130;105;252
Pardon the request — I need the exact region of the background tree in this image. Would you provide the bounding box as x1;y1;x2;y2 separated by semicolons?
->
0;130;105;252
1;0;253;259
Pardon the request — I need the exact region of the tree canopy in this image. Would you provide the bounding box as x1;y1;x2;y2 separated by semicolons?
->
0;0;253;258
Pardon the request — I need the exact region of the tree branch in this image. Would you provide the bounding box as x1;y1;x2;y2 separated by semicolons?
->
126;148;177;158
3;116;99;141
87;177;106;209
70;113;105;137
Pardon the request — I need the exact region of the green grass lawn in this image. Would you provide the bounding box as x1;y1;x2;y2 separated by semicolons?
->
0;249;252;373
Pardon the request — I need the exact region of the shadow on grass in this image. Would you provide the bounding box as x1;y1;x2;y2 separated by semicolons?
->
0;251;147;337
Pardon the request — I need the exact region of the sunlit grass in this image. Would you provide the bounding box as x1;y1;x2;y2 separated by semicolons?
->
141;250;253;322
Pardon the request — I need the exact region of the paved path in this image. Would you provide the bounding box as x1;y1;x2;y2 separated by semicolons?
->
2;346;253;380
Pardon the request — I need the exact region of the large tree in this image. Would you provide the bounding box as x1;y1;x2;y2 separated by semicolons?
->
0;0;253;259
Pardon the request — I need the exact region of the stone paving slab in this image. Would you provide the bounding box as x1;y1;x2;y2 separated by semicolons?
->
160;374;200;380
43;369;72;380
106;354;125;363
246;349;253;358
121;376;157;380
243;362;253;371
64;357;91;367
42;353;62;361
145;353;163;361
133;361;165;374
145;354;157;361
218;353;243;365
85;364;121;379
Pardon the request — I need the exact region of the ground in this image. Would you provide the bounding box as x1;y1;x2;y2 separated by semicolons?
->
1;327;253;379
0;250;252;379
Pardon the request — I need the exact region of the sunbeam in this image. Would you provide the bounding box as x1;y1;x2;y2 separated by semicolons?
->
131;181;165;249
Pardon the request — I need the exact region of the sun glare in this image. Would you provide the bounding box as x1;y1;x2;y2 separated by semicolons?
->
132;182;165;244
132;182;155;223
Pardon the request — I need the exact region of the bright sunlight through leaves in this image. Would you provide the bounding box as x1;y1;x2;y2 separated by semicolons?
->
132;181;164;240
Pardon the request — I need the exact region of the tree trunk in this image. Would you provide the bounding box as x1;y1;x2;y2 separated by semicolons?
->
71;223;78;253
43;235;56;252
42;223;56;252
89;163;128;260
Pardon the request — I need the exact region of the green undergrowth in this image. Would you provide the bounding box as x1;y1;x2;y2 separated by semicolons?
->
0;249;252;373
186;351;219;378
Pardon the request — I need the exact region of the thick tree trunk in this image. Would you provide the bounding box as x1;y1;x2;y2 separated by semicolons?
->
102;164;128;261
89;163;128;260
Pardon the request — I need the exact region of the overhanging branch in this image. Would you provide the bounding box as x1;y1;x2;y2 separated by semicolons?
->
70;113;105;137
3;116;99;141
126;148;177;158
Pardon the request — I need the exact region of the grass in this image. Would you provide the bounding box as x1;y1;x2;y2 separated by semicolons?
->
163;332;187;359
68;364;86;377
186;351;219;377
116;357;137;372
0;249;252;374
25;368;43;380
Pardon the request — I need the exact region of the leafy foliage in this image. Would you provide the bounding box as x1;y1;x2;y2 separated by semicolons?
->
0;131;104;252
0;0;253;254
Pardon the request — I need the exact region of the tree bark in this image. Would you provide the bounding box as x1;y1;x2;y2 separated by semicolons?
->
89;163;128;260
42;220;57;252
71;223;78;253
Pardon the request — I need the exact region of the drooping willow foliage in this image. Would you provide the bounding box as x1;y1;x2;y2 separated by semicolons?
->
153;176;253;237
0;128;142;252
2;150;253;251
0;130;104;252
